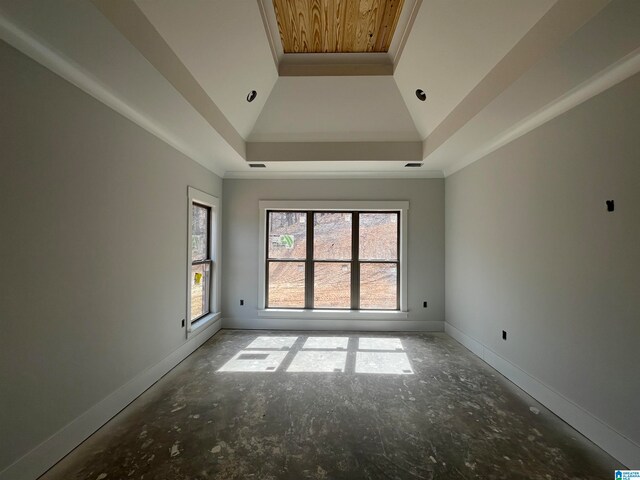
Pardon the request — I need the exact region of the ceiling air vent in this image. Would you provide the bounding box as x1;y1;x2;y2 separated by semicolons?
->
405;163;423;168
249;163;266;168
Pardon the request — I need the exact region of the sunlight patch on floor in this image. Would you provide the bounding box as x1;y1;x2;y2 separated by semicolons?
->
302;336;349;350
287;351;348;372
218;335;413;375
217;350;288;372
355;352;413;375
245;336;298;350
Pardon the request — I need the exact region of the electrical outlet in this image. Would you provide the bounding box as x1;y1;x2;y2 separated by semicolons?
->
181;319;185;328
502;330;507;340
240;299;244;306
423;301;428;308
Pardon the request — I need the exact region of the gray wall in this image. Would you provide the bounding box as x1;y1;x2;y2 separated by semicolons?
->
0;41;222;472
221;178;445;330
445;73;640;450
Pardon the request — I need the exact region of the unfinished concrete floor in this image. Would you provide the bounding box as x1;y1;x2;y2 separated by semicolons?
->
42;331;621;480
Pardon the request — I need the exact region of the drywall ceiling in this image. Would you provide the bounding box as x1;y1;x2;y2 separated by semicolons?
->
250;76;420;142
394;0;556;138
2;0;638;178
134;0;278;139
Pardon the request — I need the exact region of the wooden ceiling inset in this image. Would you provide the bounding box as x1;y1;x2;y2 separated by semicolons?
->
273;0;405;54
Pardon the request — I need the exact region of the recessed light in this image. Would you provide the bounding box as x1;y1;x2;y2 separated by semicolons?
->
249;163;266;168
246;90;257;102
415;89;426;101
405;162;423;168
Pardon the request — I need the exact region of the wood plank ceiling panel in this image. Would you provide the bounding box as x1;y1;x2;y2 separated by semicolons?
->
273;0;404;53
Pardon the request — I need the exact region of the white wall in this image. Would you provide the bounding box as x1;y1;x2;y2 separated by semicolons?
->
221;178;444;331
0;41;222;477
445;73;640;466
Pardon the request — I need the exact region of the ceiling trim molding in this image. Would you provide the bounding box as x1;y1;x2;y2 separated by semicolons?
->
423;0;611;160
91;0;246;159
257;0;279;68
279;63;393;76
444;46;640;177
0;13;225;177
247;141;423;162
391;0;422;69
225;170;443;180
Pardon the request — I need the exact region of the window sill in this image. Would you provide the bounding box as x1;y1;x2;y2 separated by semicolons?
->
257;309;408;320
188;311;221;337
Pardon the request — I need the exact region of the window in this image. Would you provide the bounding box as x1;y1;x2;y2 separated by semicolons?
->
265;209;401;311
187;187;220;334
191;203;211;321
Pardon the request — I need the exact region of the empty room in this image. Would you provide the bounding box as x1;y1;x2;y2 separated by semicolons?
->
1;0;639;478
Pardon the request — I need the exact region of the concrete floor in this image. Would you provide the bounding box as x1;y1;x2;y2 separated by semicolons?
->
42;331;621;480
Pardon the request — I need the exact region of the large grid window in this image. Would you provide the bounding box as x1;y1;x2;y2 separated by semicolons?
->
266;210;399;310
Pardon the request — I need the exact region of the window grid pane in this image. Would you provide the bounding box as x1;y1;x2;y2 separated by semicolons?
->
313;262;351;308
359;262;398;310
359;213;398;260
191;262;211;321
267;261;305;308
192;204;209;262
268;211;307;260
313;212;352;260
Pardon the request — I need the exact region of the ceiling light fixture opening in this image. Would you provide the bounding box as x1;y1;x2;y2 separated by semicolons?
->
415;89;426;101
405;163;423;168
247;90;257;102
249;163;266;168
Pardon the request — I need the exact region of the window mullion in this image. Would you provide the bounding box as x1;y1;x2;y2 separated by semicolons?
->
207;204;212;260
351;212;360;310
265;211;270;308
397;211;401;310
305;211;314;309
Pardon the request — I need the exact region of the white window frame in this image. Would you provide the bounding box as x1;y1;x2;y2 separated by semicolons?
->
186;187;221;337
257;200;409;320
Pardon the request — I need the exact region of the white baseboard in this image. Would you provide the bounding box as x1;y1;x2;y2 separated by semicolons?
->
222;316;444;332
0;318;222;480
444;322;640;468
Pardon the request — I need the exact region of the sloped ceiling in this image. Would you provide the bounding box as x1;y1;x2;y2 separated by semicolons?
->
2;0;639;178
250;76;420;142
394;0;556;138
135;0;278;139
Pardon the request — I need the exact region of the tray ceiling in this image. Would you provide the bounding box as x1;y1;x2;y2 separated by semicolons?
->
3;0;637;178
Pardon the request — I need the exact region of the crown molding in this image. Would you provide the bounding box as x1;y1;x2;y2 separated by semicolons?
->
247;141;423;163
0;13;226;177
91;0;246;159
224;170;443;180
279;63;393;77
423;0;611;160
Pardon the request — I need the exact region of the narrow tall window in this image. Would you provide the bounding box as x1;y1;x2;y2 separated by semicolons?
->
191;202;211;322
